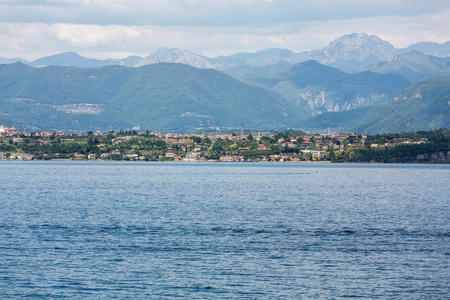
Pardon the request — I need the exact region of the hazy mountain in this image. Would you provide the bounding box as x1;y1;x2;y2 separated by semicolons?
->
223;61;293;78
0;57;29;65
240;60;411;116
369;51;450;82
103;56;144;67
0;62;303;132
209;48;301;70
398;41;450;57
30;52;143;68
30;52;110;68
135;48;215;69
211;33;397;71
3;33;448;73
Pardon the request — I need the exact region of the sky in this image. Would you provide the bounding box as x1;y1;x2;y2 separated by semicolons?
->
1;0;449;61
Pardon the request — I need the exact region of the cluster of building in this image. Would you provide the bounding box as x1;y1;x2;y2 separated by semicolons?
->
108;132;365;162
0;125;428;162
0;126;19;136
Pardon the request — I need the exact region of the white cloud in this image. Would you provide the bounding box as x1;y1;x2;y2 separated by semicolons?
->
0;1;449;60
1;0;449;26
55;24;141;47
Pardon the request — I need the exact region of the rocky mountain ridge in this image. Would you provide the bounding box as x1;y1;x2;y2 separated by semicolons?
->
205;33;399;71
134;48;215;69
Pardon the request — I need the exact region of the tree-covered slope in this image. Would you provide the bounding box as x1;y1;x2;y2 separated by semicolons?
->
295;76;450;134
0;62;304;132
295;105;377;133
353;76;450;133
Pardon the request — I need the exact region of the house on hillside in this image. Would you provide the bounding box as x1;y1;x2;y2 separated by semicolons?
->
184;152;201;161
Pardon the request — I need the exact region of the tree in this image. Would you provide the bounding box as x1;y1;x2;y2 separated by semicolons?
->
191;136;202;144
87;135;100;146
325;148;334;161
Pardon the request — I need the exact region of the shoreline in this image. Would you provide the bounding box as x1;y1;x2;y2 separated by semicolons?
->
1;159;448;165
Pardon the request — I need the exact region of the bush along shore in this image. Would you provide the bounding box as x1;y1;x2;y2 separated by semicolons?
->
0;127;449;163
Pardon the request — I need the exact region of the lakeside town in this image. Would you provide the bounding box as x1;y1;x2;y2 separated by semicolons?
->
0;125;449;163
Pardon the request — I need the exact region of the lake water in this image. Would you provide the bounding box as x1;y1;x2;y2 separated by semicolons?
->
0;162;449;299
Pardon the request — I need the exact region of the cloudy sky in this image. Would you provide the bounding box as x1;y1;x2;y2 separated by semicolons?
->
1;0;449;60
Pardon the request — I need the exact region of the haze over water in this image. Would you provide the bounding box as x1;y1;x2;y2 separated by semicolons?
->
1;162;449;299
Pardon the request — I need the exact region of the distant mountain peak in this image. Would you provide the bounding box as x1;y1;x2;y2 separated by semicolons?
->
53;51;82;57
29;52;142;68
320;33;396;63
134;48;215;69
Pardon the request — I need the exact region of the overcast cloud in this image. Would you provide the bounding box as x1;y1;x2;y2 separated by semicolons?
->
1;0;449;60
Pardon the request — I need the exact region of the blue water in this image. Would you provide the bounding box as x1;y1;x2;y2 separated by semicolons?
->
0;162;449;299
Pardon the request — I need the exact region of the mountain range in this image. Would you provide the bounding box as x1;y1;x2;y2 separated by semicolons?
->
0;32;449;134
398;41;450;57
2;52;143;68
368;51;450;82
3;33;449;73
205;33;397;71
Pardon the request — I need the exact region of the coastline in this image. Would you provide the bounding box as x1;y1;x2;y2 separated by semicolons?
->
1;129;449;164
2;159;449;165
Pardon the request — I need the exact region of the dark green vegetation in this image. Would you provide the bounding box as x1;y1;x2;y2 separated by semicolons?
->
332;129;450;163
0;62;302;132
1;129;448;163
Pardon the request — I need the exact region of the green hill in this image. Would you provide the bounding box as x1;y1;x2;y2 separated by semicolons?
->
296;76;450;134
0;62;304;132
353;76;450;133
